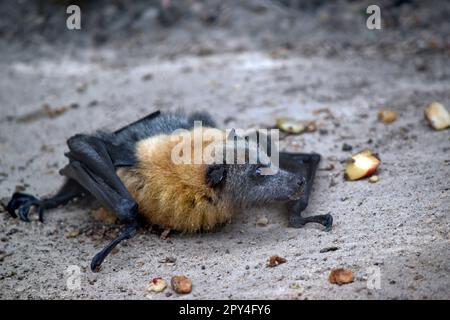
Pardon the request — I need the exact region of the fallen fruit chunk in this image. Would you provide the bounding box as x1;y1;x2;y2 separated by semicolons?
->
276;118;305;134
171;275;192;294
424;102;450;130
267;255;287;267
329;268;354;285
146;277;167;293
369;175;379;183
256;216;269;226
378;109;398;124
289;283;301;289
345;150;380;181
276;118;318;134
66;230;80;238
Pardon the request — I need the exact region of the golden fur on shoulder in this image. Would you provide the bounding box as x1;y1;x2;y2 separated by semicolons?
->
116;127;234;232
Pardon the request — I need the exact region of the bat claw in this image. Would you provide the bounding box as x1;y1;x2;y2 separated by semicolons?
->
18;206;31;222
288;213;333;231
90;253;104;273
322;214;333;231
7;192;44;222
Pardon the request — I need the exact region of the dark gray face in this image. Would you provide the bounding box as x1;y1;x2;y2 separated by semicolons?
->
204;129;306;208
206;163;306;208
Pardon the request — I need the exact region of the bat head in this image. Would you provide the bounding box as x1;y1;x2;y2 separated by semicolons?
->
205;129;306;208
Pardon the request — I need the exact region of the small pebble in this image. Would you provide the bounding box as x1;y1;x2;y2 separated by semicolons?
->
342;143;353;151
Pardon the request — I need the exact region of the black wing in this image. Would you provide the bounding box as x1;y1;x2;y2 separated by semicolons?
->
113;110;161;135
60;133;139;271
58;111;166;270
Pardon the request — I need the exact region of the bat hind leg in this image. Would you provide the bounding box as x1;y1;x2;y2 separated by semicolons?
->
62;134;140;271
7;179;84;222
90;223;137;272
282;152;333;231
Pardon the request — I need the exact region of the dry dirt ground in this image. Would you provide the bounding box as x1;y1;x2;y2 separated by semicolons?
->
0;0;449;299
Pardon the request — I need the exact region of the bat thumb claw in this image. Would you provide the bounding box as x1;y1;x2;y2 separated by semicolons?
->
90;254;104;273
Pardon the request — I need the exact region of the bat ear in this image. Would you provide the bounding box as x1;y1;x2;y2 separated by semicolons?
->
227;128;245;141
206;164;227;188
227;128;237;141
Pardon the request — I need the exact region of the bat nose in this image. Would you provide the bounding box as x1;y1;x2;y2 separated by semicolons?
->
297;176;306;187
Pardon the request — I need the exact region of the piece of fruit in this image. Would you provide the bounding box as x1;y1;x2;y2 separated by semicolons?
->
65;230;80;239
345;150;380;181
146;277;167;293
267;255;287;267
171;275;192;294
424;102;450;130
329;268;354;285
276;118;306;134
256;216;269;226
378;109;398;124
289;283;301;290
369;175;379;183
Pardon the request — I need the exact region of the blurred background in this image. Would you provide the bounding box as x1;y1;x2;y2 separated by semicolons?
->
1;0;449;61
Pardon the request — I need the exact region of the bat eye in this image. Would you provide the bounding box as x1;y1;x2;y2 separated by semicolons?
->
206;164;226;187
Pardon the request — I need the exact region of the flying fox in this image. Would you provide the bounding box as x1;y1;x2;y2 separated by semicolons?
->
7;110;332;271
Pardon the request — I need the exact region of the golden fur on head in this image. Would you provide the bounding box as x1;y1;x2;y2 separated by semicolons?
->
117;127;234;232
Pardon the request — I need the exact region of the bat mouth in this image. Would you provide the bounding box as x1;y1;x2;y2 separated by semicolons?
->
288;189;304;201
287;182;306;201
273;188;304;202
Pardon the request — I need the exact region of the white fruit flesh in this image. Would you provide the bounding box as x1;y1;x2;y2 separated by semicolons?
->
345;150;380;181
276;118;306;134
146;278;167;293
425;102;450;130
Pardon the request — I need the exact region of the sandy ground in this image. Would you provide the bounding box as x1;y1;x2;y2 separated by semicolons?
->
0;0;449;299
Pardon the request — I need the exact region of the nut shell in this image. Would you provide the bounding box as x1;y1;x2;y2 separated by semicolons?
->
329;268;354;285
171;275;192;294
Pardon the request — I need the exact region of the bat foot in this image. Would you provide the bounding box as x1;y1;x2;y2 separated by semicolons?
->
90;223;138;272
323;214;333;231
7;192;45;222
90;253;105;273
289;213;333;231
288;214;307;228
